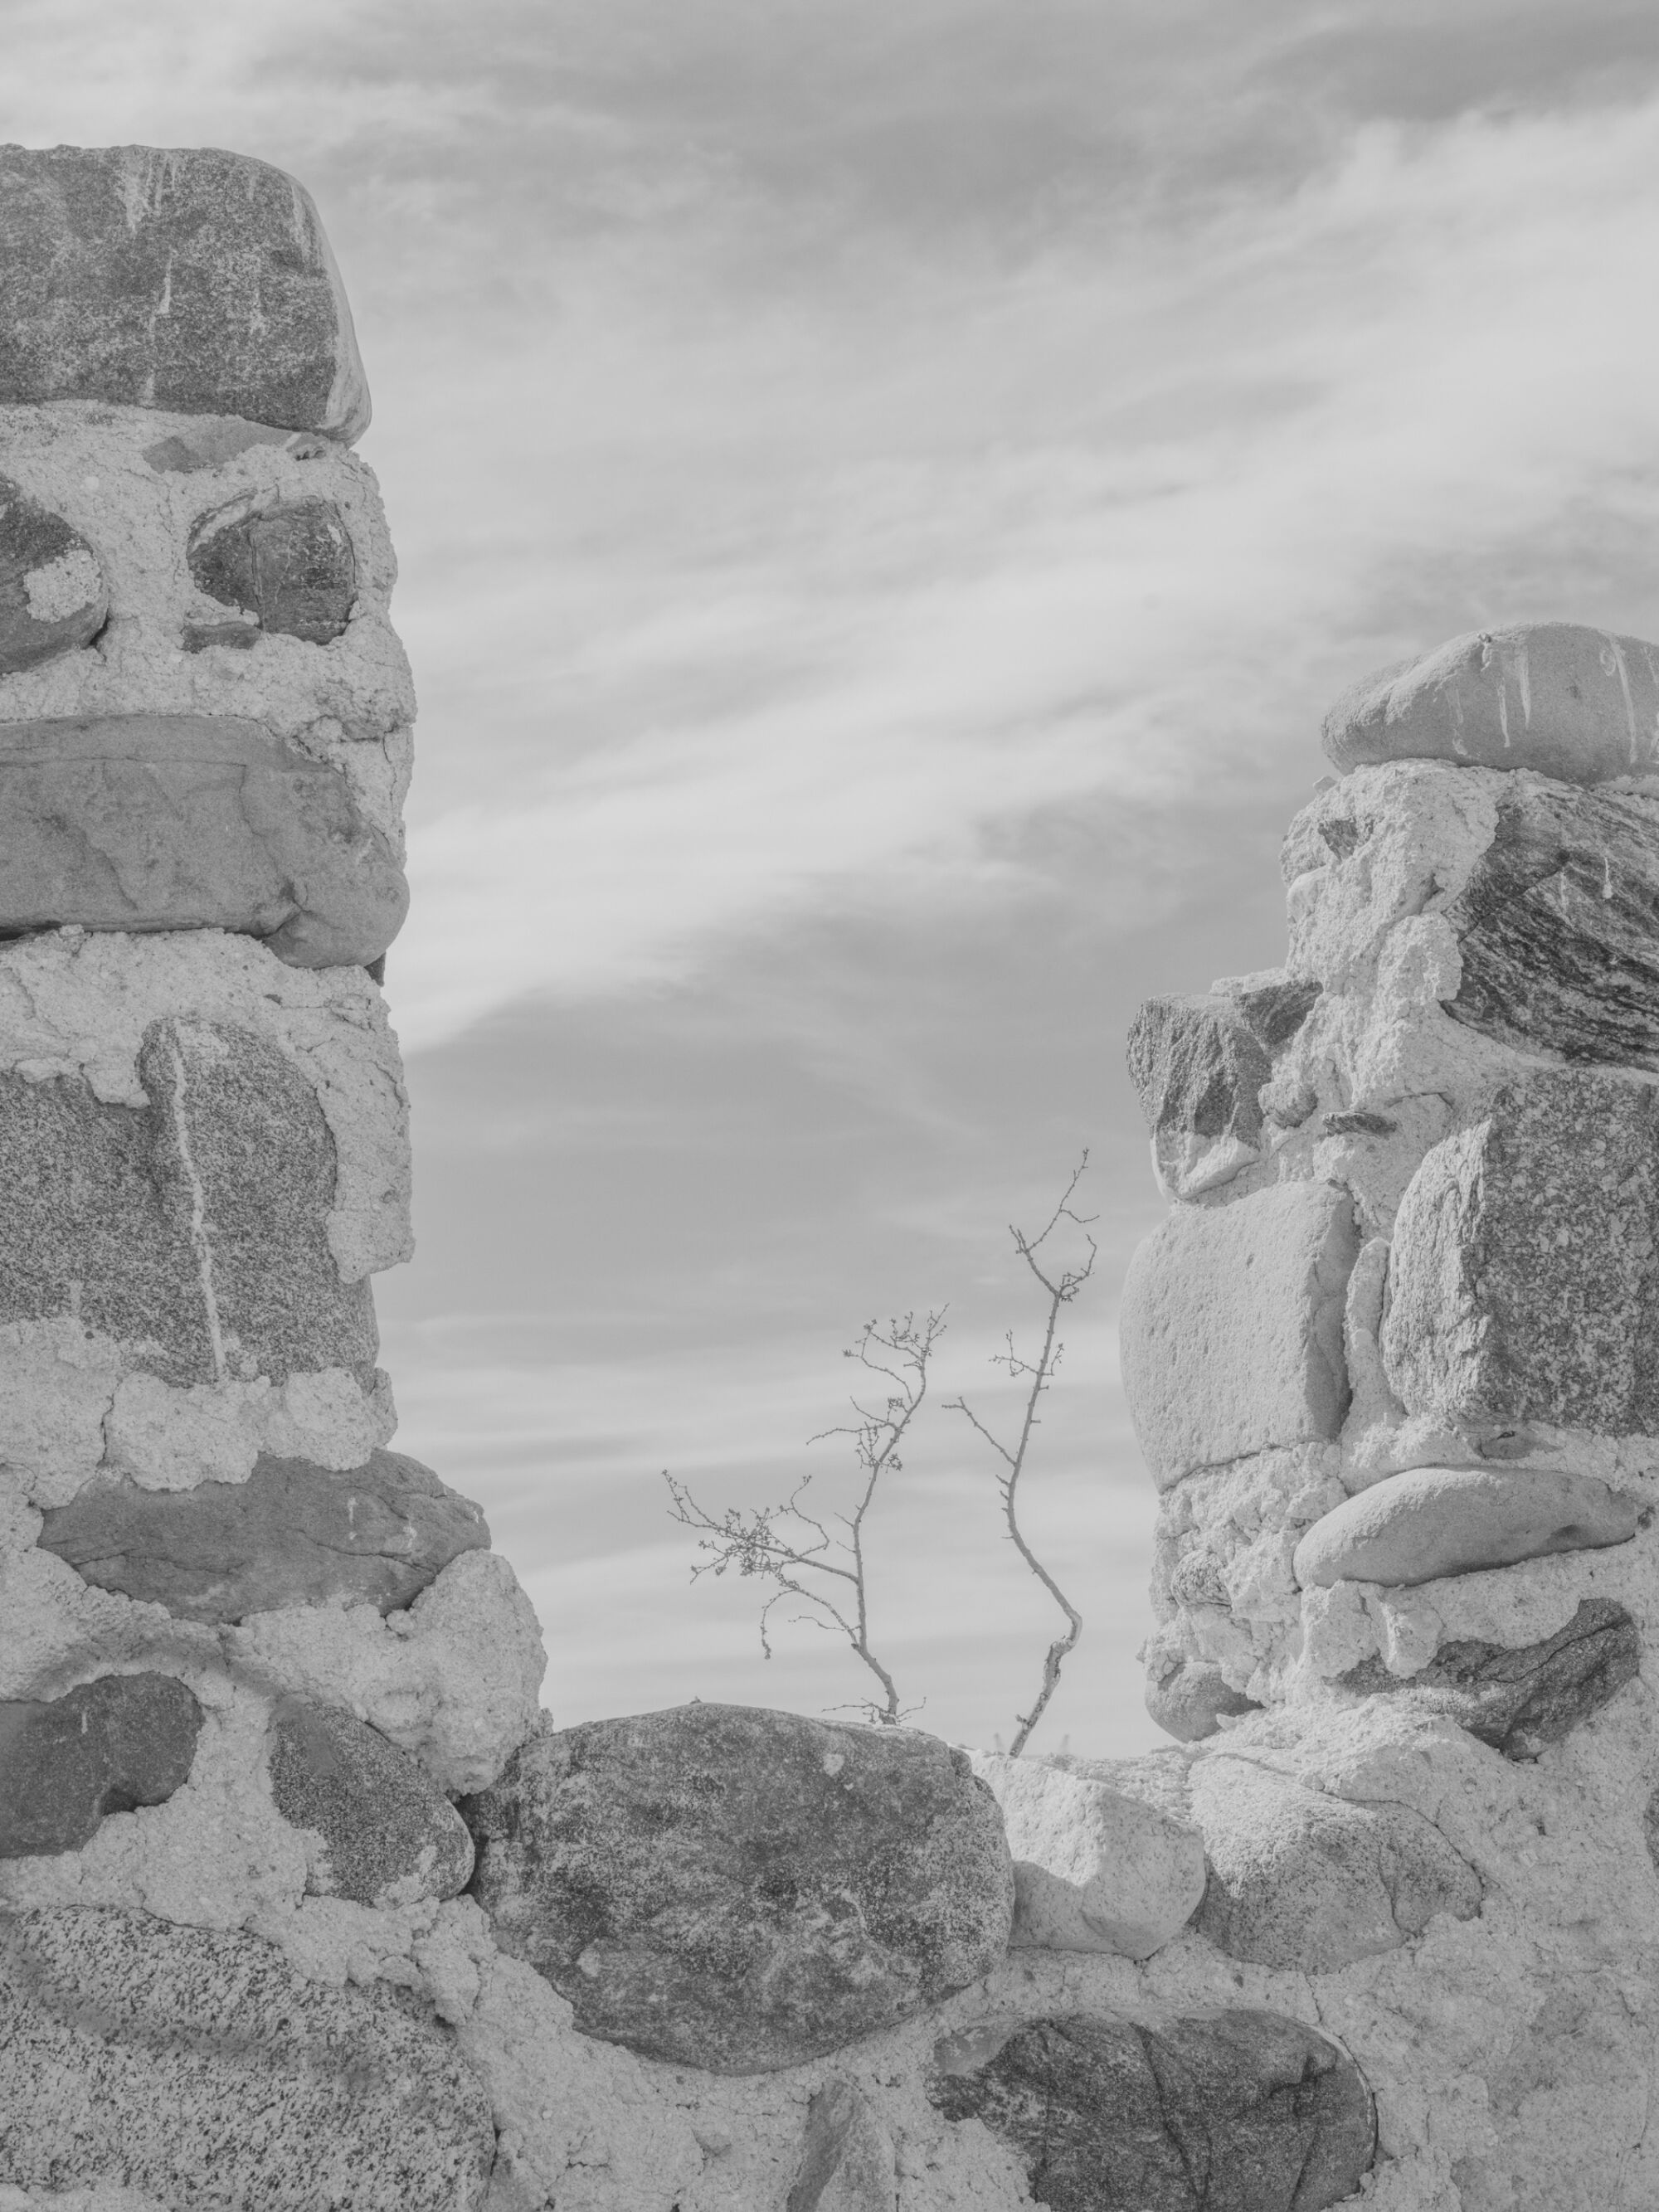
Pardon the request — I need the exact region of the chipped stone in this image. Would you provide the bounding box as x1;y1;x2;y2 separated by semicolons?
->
0;475;107;673
0;1673;201;1857
786;2078;897;2212
188;496;356;644
1144;1651;1261;1743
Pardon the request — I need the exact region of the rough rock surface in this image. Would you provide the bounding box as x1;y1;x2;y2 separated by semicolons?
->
0;474;107;673
188;495;357;644
463;1704;1015;2072
0;1672;201;1857
0;145;369;440
1189;1758;1482;1972
1342;1597;1639;1758
1322;621;1659;782
1125;978;1320;1198
927;2009;1376;2212
0;1906;493;2208
267;1700;474;1908
0;715;406;964
1145;1650;1262;1741
1292;1464;1641;1589
1120;1181;1358;1488
1382;1072;1659;1432
37;1449;488;1622
0;1016;376;1392
786;2079;898;2212
970;1752;1205;1957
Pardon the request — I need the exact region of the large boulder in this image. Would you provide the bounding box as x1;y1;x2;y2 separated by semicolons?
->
37;1449;487;1623
268;1701;474;1908
1120;1182;1358;1489
927;2008;1375;2212
0;1906;493;2210
1292;1465;1639;1590
0;1672;201;1857
0;716;406;965
0;474;107;673
0;144;369;439
1322;622;1659;784
461;1704;1015;2073
1382;1073;1659;1433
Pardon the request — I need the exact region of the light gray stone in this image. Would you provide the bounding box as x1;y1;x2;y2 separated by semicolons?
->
786;2079;897;2212
1322;622;1659;783
0;716;406;966
0;474;107;673
0;1017;376;1389
0;1906;493;2209
970;1752;1204;1957
1126;979;1321;1198
0;145;368;440
1120;1182;1358;1490
1145;1651;1260;1743
1292;1465;1640;1590
268;1701;474;1908
38;1449;489;1623
1189;1758;1482;1972
462;1704;1015;2073
927;2007;1375;2211
0;1674;201;1858
1381;1073;1659;1432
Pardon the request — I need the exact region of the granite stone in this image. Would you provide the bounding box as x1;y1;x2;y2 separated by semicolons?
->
0;145;369;439
0;1906;494;2210
0;1017;376;1389
0;1673;202;1858
189;496;357;644
0;474;107;673
268;1701;474;1908
38;1449;488;1623
1322;622;1659;783
786;2079;898;2212
927;2008;1375;2212
1292;1465;1639;1589
1126;979;1320;1198
0;715;406;965
1145;1652;1262;1743
1382;1073;1659;1432
462;1703;1015;2073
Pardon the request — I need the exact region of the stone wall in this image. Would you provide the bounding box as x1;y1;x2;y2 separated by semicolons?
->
0;146;1649;2212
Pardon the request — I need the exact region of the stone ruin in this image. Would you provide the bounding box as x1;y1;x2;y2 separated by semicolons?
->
0;141;1654;2212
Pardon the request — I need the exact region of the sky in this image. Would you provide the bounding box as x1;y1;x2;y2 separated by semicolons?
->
8;0;1659;1753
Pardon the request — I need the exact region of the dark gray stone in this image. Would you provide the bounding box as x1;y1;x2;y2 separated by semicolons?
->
1445;781;1659;1072
0;1673;201;1858
786;2078;898;2212
461;1703;1015;2073
269;1703;473;1908
0;1907;493;2210
1145;1654;1260;1744
927;2009;1375;2212
1341;1599;1639;1761
0;716;406;966
38;1449;488;1624
1126;977;1320;1148
1382;1072;1659;1433
0;1018;376;1389
0;474;107;673
0;145;369;440
1643;1786;1659;1873
189;498;357;644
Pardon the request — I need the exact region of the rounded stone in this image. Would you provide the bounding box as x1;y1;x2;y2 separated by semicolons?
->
0;474;107;673
268;1702;474;1908
1292;1464;1640;1591
0;1672;202;1859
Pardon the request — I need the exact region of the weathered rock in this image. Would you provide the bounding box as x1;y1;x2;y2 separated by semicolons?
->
462;1704;1015;2072
0;1906;493;2208
38;1449;488;1623
1342;1598;1639;1759
1145;1651;1261;1742
268;1701;474;1908
1444;779;1659;1071
1293;1465;1640;1590
1126;980;1320;1198
0;716;406;965
1382;1072;1659;1432
0;1672;201;1857
927;2008;1375;2212
189;496;357;644
1189;1758;1481;1972
0;474;107;673
1121;1182;1358;1490
970;1752;1205;1957
0;1017;376;1390
144;417;301;473
786;2079;898;2212
1322;621;1659;783
0;144;369;439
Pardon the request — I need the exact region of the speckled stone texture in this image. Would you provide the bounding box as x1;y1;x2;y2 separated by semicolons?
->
37;1448;488;1621
0;1906;494;2209
269;1701;474;1908
786;2079;898;2212
0;1673;201;1857
0;474;107;673
188;495;357;644
927;2009;1375;2212
0;145;369;439
463;1703;1015;2072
